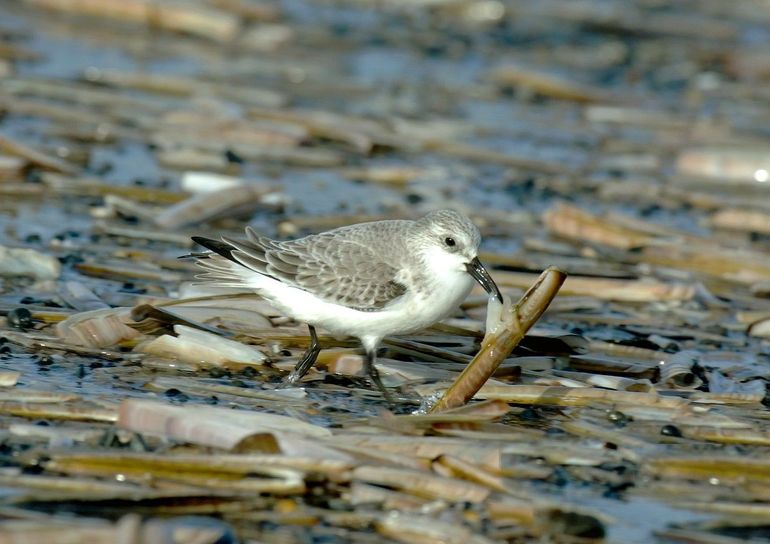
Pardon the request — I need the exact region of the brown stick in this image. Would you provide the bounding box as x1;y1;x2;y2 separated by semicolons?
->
430;267;566;413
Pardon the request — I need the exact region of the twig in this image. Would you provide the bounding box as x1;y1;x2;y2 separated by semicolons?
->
430;267;566;413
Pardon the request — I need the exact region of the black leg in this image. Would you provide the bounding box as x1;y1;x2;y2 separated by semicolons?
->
284;325;321;385
364;349;394;405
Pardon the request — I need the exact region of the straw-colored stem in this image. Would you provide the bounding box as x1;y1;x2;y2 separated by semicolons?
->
430;267;566;413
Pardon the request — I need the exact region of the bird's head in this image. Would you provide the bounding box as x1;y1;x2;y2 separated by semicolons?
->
415;209;503;303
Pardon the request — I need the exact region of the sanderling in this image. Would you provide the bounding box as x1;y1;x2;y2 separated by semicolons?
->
190;209;502;402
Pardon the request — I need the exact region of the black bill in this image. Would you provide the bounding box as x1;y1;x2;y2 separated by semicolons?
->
465;257;503;303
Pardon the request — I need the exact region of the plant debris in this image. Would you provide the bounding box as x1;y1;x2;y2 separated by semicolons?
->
1;1;769;542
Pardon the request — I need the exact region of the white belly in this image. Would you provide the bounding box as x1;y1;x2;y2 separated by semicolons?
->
250;268;475;350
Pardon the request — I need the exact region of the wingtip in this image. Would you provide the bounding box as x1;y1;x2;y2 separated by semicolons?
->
178;250;212;260
191;236;211;246
190;236;239;262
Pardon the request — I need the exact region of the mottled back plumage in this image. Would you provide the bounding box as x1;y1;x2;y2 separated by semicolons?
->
197;219;416;310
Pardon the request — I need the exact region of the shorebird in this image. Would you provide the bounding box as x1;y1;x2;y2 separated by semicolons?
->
190;209;502;401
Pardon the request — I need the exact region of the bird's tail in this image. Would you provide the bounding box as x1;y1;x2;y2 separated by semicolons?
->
192;253;259;288
186;237;258;289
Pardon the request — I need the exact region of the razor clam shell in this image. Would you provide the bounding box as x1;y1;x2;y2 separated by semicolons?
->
0;245;61;280
135;325;268;367
659;350;703;390
55;307;140;348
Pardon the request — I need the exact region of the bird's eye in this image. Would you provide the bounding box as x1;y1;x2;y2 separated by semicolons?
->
444;237;456;247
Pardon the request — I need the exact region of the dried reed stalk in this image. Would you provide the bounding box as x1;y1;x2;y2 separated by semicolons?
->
430;267;566;412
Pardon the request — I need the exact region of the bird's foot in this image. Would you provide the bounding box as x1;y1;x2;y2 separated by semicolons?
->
366;364;395;406
281;349;319;387
280;370;301;387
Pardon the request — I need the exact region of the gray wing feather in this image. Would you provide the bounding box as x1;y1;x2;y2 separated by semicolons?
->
222;225;407;310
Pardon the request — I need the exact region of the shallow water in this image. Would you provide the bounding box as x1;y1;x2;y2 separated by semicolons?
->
1;1;770;543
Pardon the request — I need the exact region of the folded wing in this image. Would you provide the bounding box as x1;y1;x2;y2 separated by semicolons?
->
195;227;407;311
